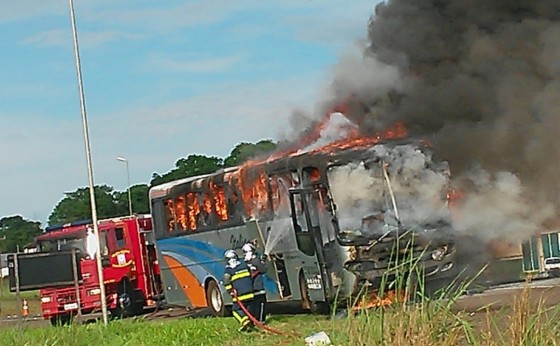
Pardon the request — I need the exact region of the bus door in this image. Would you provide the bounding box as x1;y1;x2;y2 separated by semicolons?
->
289;189;328;303
309;185;343;291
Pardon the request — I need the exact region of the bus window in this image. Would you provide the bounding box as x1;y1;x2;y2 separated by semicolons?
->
210;182;229;223
175;195;188;230
199;192;213;227
186;192;199;231
314;185;337;244
269;176;280;212
152;200;167;239
290;192;315;257
115;227;126;248
164;199;175;232
227;190;242;221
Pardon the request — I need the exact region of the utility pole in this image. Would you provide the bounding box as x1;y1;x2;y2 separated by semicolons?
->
68;0;108;325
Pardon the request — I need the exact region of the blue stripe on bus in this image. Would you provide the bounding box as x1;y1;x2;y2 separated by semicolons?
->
158;237;227;259
158;237;279;295
162;251;221;284
158;243;225;278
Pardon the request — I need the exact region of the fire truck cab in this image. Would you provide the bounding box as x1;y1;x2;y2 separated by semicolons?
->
35;215;163;325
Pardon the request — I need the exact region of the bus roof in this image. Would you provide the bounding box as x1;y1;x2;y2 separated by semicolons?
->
149;166;238;200
148;139;432;200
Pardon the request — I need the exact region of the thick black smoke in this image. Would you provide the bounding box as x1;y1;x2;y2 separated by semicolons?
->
320;1;560;244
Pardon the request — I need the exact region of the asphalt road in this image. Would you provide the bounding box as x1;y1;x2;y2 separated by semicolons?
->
452;278;560;312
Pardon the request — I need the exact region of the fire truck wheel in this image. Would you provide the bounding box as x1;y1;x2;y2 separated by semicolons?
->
206;280;225;317
49;313;73;326
299;272;330;315
111;282;144;318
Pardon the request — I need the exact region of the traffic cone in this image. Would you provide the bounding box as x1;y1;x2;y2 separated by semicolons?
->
22;299;29;317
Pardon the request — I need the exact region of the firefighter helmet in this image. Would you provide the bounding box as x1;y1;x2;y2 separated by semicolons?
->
242;243;255;253
224;249;238;260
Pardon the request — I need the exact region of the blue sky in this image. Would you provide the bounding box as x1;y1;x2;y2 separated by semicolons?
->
0;0;377;224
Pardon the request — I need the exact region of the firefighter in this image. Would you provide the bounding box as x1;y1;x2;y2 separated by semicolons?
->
223;249;255;332
242;242;268;324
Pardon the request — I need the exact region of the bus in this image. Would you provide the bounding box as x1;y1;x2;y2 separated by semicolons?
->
31;215;163;325
149;137;456;316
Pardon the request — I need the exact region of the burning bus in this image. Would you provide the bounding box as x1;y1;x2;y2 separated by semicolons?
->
149;115;457;315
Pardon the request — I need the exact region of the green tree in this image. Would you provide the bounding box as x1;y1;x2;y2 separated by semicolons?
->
223;140;277;167
150;154;224;186
48;185;125;226
114;184;150;215
0;216;43;252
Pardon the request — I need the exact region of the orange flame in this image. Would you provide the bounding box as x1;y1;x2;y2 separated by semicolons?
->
165;199;175;232
210;182;229;222
226;107;408;220
236;168;269;217
352;290;406;311
307;122;408;155
186;192;199;231
175;195;188;230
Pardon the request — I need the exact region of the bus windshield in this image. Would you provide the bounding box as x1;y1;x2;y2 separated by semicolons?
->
327;144;452;244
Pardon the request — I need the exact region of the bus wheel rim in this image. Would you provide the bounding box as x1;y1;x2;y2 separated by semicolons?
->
211;288;222;312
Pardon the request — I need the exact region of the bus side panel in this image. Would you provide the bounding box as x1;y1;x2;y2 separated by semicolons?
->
157;224;283;307
156;250;196;309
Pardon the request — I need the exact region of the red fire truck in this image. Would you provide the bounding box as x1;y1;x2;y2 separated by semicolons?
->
33;215;163;325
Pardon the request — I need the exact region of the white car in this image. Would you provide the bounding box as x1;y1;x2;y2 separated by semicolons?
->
544;257;560;277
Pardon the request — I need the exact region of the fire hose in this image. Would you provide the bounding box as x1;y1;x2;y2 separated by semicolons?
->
233;291;297;336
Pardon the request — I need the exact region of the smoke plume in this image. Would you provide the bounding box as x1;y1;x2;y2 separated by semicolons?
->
311;1;560;244
329;144;451;233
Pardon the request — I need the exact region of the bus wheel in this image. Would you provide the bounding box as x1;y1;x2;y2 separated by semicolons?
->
299;273;330;315
206;280;225;317
50;313;72;326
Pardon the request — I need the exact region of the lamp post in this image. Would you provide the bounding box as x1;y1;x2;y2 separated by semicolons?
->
68;0;108;325
116;156;133;216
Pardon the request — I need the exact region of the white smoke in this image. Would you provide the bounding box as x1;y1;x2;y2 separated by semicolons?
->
328;143;451;234
297;112;358;154
453;169;556;243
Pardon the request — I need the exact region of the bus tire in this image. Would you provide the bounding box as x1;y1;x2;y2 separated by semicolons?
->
206;280;225;317
299;273;330;315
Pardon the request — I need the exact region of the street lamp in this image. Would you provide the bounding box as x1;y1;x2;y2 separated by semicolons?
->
68;0;108;325
116;156;133;216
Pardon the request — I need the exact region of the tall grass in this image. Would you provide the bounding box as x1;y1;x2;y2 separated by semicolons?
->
334;232;560;346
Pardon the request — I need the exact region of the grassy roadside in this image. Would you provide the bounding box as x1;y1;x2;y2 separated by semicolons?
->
0;285;559;346
0;279;40;317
